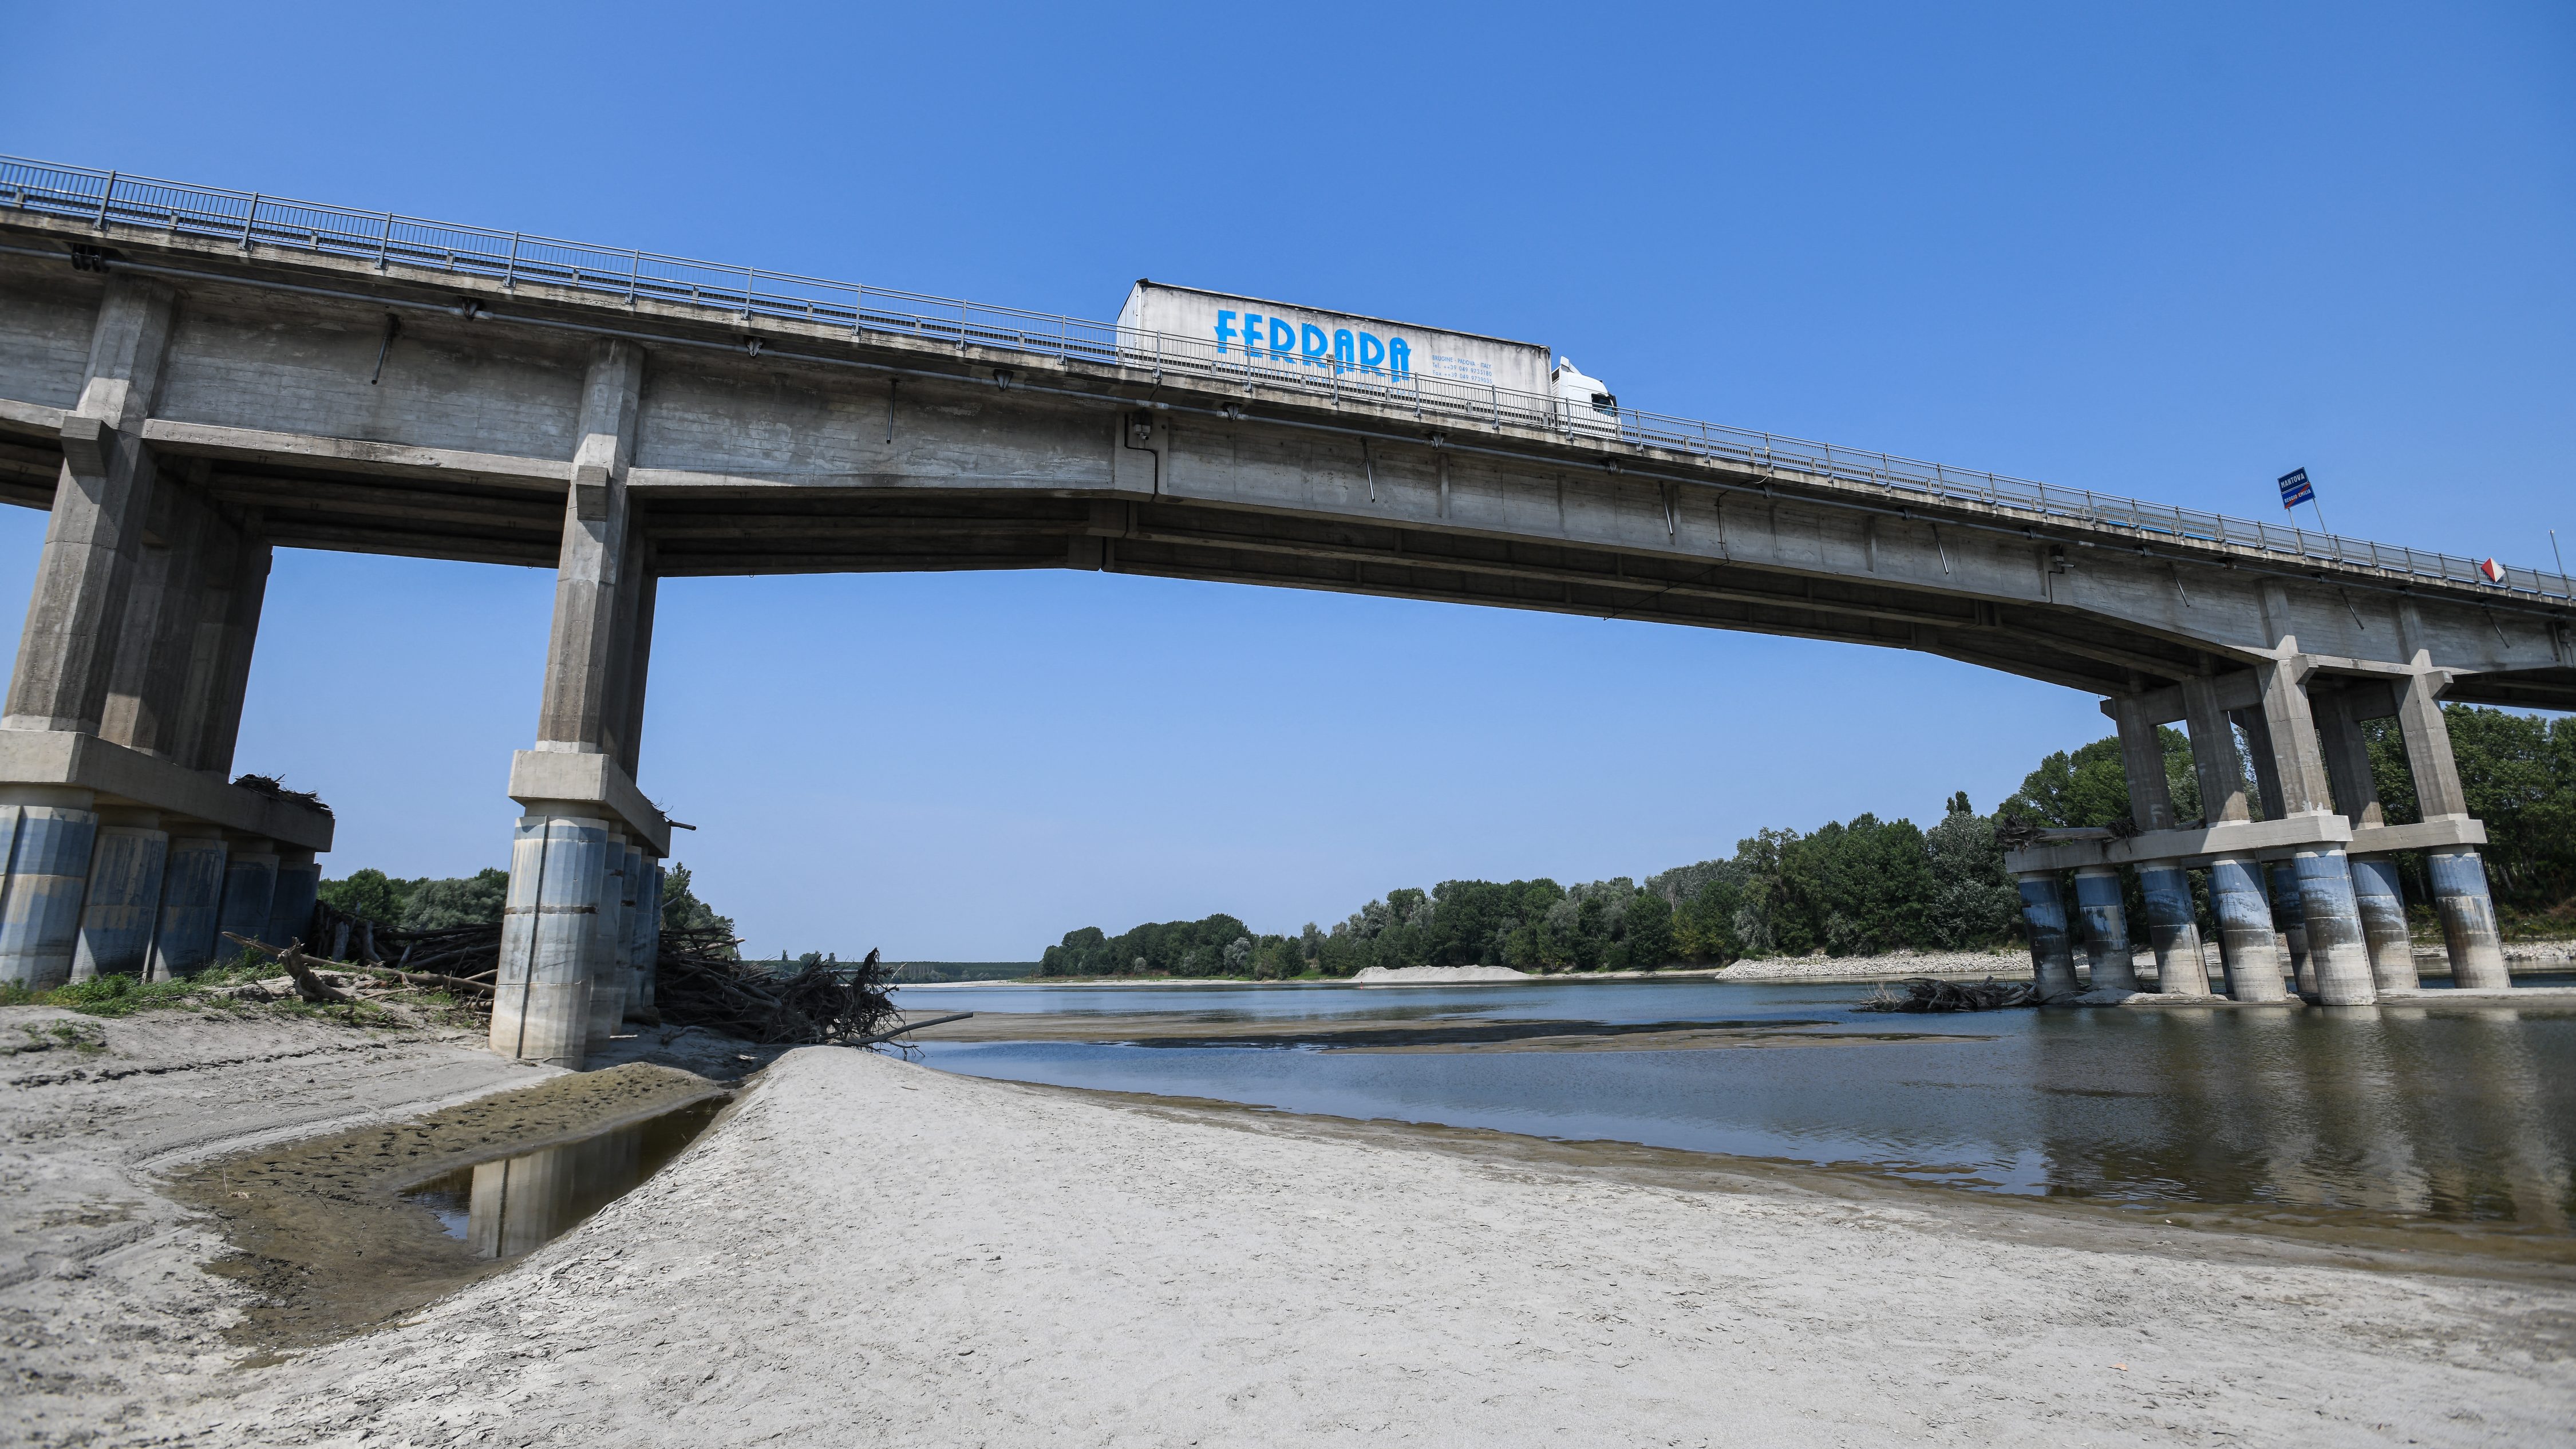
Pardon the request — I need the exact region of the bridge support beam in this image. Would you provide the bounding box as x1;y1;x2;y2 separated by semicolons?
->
2072;865;2136;992
2107;694;2206;994
2392;670;2509;989
0;277;328;988
2017;871;2080;1000
2207;855;2289;1001
492;340;671;1068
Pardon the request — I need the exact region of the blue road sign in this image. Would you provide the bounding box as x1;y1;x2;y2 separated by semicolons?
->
2278;468;2315;509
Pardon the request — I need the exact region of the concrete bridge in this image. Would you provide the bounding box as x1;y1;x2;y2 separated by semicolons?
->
0;159;2567;1057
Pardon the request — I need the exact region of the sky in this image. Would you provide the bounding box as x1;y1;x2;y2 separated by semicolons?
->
1;2;2569;959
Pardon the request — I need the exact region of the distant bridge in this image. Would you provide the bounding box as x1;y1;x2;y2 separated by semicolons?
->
0;157;2565;1061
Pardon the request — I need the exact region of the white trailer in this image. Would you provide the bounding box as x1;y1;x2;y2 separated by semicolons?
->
1116;281;1617;437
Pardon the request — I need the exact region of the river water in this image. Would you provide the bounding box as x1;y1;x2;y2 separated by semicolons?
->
896;977;2576;1233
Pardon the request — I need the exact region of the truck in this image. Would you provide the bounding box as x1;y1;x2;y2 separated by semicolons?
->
1115;281;1619;438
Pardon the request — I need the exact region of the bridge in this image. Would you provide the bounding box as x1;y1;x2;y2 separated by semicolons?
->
0;157;2567;1059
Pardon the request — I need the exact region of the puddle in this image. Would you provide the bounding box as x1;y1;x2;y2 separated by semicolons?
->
404;1097;725;1258
168;1062;729;1352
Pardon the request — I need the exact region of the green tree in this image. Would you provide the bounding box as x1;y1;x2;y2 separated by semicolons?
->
318;867;411;925
659;863;737;958
401;867;508;929
1618;889;1674;969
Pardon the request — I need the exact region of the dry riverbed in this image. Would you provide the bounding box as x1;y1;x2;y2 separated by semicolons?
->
6;1008;2573;1446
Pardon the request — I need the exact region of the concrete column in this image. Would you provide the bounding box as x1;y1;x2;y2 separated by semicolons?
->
2235;709;2287;820
603;531;658;779
491;812;611;1068
2207;855;2289;1002
2348;854;2417;992
215;838;279;962
2312;687;2385;829
615;843;650;1019
2182;676;2253;825
266;847;321;950
534;341;645;756
2136;862;2210;996
2265;860;2313;994
191;522;271;779
148;830;228;980
2393;672;2510;989
2291;846;2377;1004
493;342;649;1066
2108;694;2178;830
2072;865;2136;992
2428;850;2510;989
2017;871;2079;999
2252;658;2337;816
582;835;631;1052
98;477;216;760
69;810;168;982
3;278;179;736
631;858;663;1010
0;793;102;989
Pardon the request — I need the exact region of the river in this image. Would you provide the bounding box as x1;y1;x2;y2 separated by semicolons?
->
893;976;2576;1234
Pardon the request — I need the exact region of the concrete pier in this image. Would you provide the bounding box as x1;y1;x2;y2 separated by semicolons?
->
491;813;612;1068
148;831;227;980
2135;862;2210;996
68;812;167;981
2072;865;2136;992
2428;849;2510;990
0;798;101;988
582;836;631;1053
2265;862;2313;996
2017;871;2080;999
625;854;661;1014
2347;854;2417;992
266;848;319;950
2291;844;2378;1005
2207;855;2290;1001
214;839;278;963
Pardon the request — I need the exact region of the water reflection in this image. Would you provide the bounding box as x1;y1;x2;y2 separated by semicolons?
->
912;982;2576;1231
405;1099;724;1258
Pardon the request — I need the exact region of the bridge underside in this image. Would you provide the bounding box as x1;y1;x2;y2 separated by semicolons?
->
1;430;2538;708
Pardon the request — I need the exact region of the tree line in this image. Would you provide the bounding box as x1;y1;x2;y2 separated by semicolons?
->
318;861;735;945
1038;704;2575;980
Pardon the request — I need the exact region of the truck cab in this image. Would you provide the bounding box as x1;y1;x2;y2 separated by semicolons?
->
1551;358;1619;439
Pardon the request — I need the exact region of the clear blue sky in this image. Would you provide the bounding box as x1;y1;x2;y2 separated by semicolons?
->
2;2;2569;958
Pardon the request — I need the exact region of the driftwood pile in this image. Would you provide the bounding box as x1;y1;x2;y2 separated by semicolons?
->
291;905;933;1047
654;931;909;1045
1857;976;2041;1013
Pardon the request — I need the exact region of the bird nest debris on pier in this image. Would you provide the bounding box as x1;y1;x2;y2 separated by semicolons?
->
1856;977;2041;1013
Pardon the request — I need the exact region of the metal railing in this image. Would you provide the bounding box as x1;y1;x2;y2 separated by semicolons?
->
4;154;2569;603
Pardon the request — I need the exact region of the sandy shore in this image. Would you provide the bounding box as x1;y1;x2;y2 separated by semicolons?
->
231;1049;2573;1446
10;1013;2575;1446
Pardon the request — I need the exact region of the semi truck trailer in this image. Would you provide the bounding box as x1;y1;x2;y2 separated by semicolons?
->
1116;281;1619;437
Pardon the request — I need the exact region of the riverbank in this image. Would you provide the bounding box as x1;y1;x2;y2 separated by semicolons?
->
11;1011;2574;1446
0;1006;780;1446
227;1046;2570;1446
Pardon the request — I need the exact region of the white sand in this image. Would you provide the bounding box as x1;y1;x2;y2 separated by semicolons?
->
215;1047;2573;1447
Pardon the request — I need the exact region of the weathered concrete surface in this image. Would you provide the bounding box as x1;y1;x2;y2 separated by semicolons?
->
0;213;2565;711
